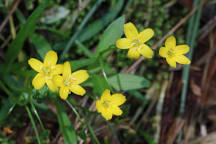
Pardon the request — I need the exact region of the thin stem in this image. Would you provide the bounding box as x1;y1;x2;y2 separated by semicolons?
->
99;57;113;92
30;99;46;132
66;100;83;123
25;105;41;144
59;0;103;61
0;0;20;33
83;114;101;144
66;99;101;144
178;0;203;142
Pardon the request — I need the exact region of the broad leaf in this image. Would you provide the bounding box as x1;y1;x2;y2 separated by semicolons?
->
108;73;150;91
91;75;110;97
94;15;125;57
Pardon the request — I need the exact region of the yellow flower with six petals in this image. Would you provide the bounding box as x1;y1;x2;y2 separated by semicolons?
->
116;22;154;59
28;50;63;92
159;36;191;67
53;61;89;100
96;89;126;120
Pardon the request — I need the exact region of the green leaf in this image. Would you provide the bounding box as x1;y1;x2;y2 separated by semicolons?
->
70;58;94;71
5;0;50;73
108;73;150;91
94;15;125;57
75;40;93;58
55;98;77;144
29;33;52;59
91;75;110;97
77;0;124;42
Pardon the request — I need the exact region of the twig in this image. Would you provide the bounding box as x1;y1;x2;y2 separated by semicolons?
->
201;33;215;89
166;118;187;144
198;15;216;41
0;0;20;33
155;80;169;143
125;0;208;73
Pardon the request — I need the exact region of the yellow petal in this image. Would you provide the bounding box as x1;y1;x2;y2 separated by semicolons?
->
59;87;69;100
127;48;140;59
175;55;191;64
44;50;58;66
52;64;63;75
159;47;169;58
138;28;154;43
28;58;43;72
70;84;86;96
165;36;176;49
32;73;45;89
138;44;154;58
111;94;126;106
174;45;190;55
63;61;71;78
96;100;104;113
116;38;132;49
124;22;139;39
101;89;112;101
53;75;64;87
71;70;89;84
111;106;123;116
166;57;176;68
46;79;58;92
101;109;113;120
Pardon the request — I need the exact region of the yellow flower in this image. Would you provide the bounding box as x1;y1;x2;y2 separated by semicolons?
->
28;50;63;92
116;22;154;59
159;36;191;68
96;89;126;120
53;61;89;100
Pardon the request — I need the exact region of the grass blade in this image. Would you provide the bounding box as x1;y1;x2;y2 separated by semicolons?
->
178;0;203;141
77;0;124;42
5;0;50;73
54;98;77;144
59;0;103;61
66;99;101;144
25;105;41;144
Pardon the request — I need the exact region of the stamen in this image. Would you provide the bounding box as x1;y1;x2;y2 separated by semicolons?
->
138;46;142;49
167;49;175;56
131;38;142;47
46;77;51;80
102;101;110;108
40;65;43;70
69;75;76;80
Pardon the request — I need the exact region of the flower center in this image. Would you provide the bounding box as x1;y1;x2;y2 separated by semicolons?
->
131;38;142;47
63;75;76;87
167;49;175;56
64;78;71;86
102;101;110;108
42;67;51;75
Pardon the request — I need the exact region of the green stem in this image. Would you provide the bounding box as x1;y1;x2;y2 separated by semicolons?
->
66;99;101;144
83;114;101;144
25;105;41;144
178;0;203;142
59;0;103;61
99;57;113;92
66;99;83;124
0;80;13;97
30;99;46;132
